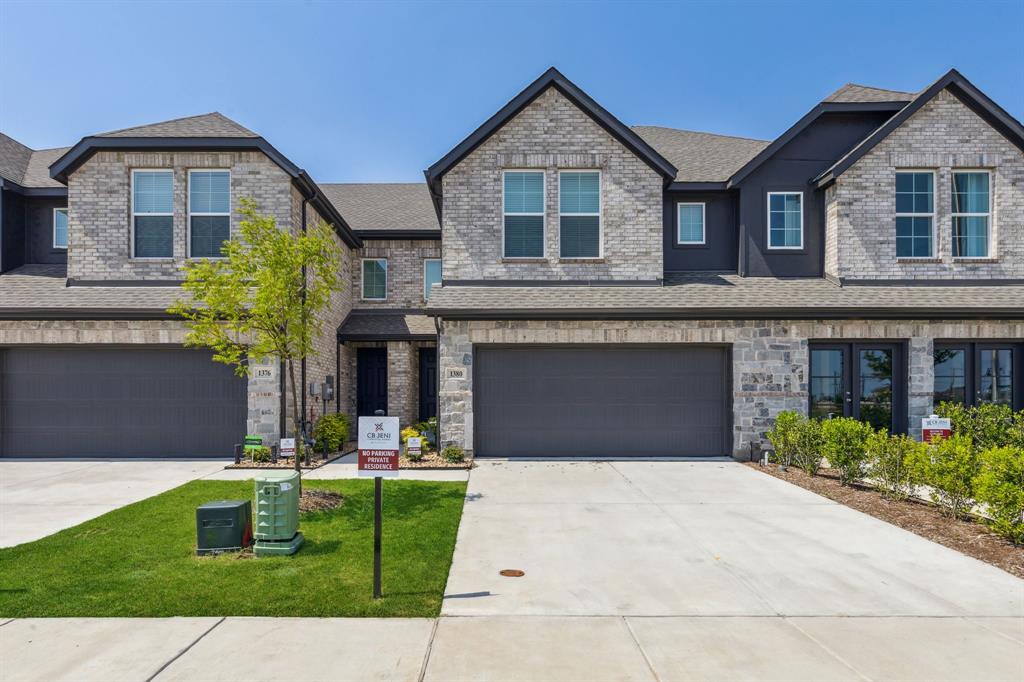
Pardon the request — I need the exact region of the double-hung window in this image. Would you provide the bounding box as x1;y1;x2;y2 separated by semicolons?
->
767;192;802;249
362;258;387;300
559;171;600;258
895;171;934;258
503;171;544;258
423;258;441;299
676;203;705;245
132;170;174;258
952;171;991;258
53;208;68;249
188;170;230;258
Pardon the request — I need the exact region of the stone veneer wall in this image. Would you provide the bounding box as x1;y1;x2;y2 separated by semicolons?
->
825;89;1024;280
0;319;281;444
441;87;663;281
353;239;441;308
67;150;293;281
437;318;1024;459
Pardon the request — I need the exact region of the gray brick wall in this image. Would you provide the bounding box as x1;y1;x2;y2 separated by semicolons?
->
340;340;436;428
353;239;441;308
826;89;1024;280
441;87;663;281
437;318;1024;459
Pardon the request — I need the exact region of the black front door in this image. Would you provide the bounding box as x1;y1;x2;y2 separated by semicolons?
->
357;348;388;417
809;342;906;433
934;342;1023;410
418;347;438;422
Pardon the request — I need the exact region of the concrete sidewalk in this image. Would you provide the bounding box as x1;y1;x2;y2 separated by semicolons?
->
2;615;1022;681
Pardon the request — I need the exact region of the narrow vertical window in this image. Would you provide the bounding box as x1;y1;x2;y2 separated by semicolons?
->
132;170;174;258
559;171;600;258
53;208;69;249
362;258;387;300
423;258;442;299
895;171;934;257
952;171;990;258
503;171;544;258
189;170;230;258
676;203;705;245
767;192;802;249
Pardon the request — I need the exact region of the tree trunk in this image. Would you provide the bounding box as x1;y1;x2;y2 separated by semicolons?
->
287;357;302;493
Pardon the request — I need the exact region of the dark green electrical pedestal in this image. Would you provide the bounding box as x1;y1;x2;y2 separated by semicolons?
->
253;470;304;556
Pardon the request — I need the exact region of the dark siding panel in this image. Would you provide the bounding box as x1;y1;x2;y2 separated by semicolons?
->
663;190;738;272
1;190;26;272
25;197;68;265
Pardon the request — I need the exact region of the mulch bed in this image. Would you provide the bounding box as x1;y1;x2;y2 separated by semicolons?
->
225;452;345;470
747;462;1024;579
298;489;345;513
400;452;473;469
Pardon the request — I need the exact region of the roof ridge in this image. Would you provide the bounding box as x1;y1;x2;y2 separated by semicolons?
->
632;125;770;143
95;111;257;138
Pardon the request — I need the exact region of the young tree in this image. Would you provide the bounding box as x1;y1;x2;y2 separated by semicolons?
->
169;198;343;474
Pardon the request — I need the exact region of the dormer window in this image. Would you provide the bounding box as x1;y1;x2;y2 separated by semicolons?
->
132;170;174;258
895;171;934;258
766;192;802;249
952;171;990;258
503;171;544;258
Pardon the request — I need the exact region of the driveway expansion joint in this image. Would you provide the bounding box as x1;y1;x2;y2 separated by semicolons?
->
147;616;225;682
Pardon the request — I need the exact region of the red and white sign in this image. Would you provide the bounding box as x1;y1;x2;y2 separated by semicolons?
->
358;416;400;477
921;415;952;443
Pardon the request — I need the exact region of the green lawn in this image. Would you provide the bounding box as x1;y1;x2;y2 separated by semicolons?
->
0;479;466;617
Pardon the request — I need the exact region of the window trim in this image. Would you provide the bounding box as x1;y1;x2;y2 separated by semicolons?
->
187;169;231;259
360;257;388;301
423;258;442;300
675;201;706;245
951;168;993;260
501;169;546;260
765;191;804;250
52;207;68;250
130;168;175;260
894;169;936;259
557;169;602;259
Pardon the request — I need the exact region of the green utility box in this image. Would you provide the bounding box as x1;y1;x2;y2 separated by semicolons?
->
253;470;303;556
196;499;252;555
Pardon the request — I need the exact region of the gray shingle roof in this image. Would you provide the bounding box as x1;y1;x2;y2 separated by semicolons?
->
823;83;916;103
97;112;258;138
337;309;436;340
320;183;439;231
427;272;1024;317
0;134;68;189
0;265;186;314
631;127;770;183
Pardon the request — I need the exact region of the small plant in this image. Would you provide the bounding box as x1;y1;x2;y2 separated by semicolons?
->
766;410;802;467
912;433;980;519
406;447;426;463
313;413;351;453
414;418;438;449
792;417;825;476
820;417;875;485
250;445;272;463
867;431;924;500
973;446;1024;544
441;445;465;463
400;426;421;445
936;401;1014;450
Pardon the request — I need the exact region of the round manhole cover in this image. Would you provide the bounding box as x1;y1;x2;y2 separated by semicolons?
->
499;569;525;577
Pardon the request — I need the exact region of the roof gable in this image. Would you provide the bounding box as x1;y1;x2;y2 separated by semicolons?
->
823;83;916;104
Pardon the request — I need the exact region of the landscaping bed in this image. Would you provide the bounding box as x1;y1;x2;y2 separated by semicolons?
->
749;462;1024;579
0;478;467;617
400;452;473;469
225;450;347;470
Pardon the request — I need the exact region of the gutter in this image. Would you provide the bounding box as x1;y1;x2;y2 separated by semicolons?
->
425;306;1024;321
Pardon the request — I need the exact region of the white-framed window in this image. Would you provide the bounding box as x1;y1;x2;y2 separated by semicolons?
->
767;192;803;249
423;258;442;300
131;169;174;258
188;170;230;258
53;208;68;249
558;170;601;258
502;170;545;258
895;170;935;258
361;258;387;300
951;170;991;258
676;202;705;245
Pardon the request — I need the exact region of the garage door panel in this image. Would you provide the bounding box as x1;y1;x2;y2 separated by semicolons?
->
475;346;729;457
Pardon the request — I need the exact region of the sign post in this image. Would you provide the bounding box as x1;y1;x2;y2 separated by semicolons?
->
921;415;952;443
357;416;399;599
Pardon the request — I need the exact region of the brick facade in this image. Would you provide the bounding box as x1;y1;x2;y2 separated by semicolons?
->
353;239;441;307
825;89;1024;280
340;340;436;429
441;87;663;282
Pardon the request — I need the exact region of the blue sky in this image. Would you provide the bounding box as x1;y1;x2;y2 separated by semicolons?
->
2;0;1022;183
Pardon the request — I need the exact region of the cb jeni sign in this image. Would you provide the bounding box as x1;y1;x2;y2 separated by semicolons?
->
358;416;400;477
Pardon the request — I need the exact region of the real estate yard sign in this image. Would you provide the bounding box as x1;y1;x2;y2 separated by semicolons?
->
407;437;422;458
358;417;400;477
921;415;952;443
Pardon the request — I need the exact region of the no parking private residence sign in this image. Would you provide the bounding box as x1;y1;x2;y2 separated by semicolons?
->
358;416;400;477
921;415;952;443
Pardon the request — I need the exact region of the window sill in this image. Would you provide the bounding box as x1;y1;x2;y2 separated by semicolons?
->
500;258;547;264
129;258;176;262
558;258;606;264
896;257;941;264
952;257;999;263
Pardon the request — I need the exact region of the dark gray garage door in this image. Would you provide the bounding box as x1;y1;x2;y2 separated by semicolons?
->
0;347;247;458
474;346;731;457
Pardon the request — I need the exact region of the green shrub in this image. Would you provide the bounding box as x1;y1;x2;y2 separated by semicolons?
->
414;418;438;448
793;417;825;476
1010;412;1024;450
912;433;980;519
250;445;272;463
820;417;875;485
973;446;1024;544
441;445;465;463
766;411;802;466
400;426;421;445
936;401;1014;450
313;413;351;453
866;432;924;500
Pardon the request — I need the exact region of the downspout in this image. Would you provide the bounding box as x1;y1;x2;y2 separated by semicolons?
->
300;196;309;438
433;314;442;446
335;339;341;414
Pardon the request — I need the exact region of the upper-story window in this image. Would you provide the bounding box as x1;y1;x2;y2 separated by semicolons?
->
676;202;705;245
503;171;544;258
132;170;174;258
952;171;991;258
767;192;802;249
362;258;387;300
895;171;934;258
188;170;230;258
423;258;441;300
53;208;68;249
559;171;601;258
